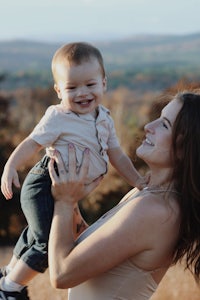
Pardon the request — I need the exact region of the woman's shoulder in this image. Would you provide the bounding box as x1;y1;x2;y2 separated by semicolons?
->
123;188;180;226
128;190;180;246
114;190;179;261
143;189;179;215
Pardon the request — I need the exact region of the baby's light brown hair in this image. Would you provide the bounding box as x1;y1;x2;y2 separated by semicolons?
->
52;42;106;83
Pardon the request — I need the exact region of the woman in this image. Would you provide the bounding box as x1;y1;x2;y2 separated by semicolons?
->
48;91;200;300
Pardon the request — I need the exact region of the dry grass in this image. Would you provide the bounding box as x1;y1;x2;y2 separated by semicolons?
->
151;264;200;300
0;247;200;299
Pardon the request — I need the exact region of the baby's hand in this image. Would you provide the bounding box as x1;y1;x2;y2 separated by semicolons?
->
135;174;150;190
1;166;20;200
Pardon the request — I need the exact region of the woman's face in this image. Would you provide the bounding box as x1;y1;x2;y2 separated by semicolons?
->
136;98;183;169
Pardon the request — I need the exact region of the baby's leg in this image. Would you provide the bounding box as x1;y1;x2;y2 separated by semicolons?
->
6;158;53;284
0;254;18;277
0;253;32;295
6;259;38;286
0;157;54;297
7;255;18;270
0;225;42;295
17;162;54;276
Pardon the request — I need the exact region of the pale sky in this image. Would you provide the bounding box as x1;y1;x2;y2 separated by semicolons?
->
0;0;200;42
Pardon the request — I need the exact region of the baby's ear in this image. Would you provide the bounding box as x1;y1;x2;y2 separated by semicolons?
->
54;83;62;99
103;76;107;92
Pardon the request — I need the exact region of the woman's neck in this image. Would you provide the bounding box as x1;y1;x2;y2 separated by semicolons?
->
147;170;174;190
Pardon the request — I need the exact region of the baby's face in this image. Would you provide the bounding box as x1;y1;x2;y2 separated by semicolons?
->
54;58;107;114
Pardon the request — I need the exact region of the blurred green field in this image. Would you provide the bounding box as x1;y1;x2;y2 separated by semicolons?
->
0;247;199;299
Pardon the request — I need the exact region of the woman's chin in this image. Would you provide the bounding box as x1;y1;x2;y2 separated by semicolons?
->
136;146;143;158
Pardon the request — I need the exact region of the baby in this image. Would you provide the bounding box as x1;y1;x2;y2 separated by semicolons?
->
0;42;145;300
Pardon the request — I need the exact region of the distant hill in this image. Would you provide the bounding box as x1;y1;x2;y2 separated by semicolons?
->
1;33;200;72
0;40;59;73
99;33;200;70
1;33;200;91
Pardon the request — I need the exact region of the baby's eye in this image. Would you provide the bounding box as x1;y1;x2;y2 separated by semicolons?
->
87;83;96;87
67;86;76;90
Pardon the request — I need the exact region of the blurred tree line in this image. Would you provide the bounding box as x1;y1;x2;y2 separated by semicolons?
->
0;77;199;245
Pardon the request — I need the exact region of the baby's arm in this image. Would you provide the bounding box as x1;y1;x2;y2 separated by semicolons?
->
107;147;146;189
1;136;43;199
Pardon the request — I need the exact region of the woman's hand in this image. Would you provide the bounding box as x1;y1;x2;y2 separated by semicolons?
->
48;144;103;205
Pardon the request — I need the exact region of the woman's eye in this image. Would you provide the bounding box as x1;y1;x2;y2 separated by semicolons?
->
87;83;96;87
162;122;168;129
67;86;76;90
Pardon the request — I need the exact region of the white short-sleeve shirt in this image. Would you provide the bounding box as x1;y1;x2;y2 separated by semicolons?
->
30;104;120;183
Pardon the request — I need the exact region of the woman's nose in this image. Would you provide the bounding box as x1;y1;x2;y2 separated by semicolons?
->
144;120;156;133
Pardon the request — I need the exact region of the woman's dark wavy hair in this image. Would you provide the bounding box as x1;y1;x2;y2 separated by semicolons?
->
171;91;200;281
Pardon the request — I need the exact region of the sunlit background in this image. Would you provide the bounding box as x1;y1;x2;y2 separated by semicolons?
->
0;0;200;42
1;1;200;299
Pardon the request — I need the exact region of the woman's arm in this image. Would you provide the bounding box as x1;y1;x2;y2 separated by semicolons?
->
73;204;88;239
48;146;169;289
48;146;102;287
49;187;164;289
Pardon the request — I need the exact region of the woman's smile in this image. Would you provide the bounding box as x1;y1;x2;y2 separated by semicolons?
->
143;136;154;146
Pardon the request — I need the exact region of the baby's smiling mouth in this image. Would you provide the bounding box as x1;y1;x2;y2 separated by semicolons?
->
76;99;94;105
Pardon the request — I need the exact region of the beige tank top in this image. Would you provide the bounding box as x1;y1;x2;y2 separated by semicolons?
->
69;188;160;300
68;259;157;300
